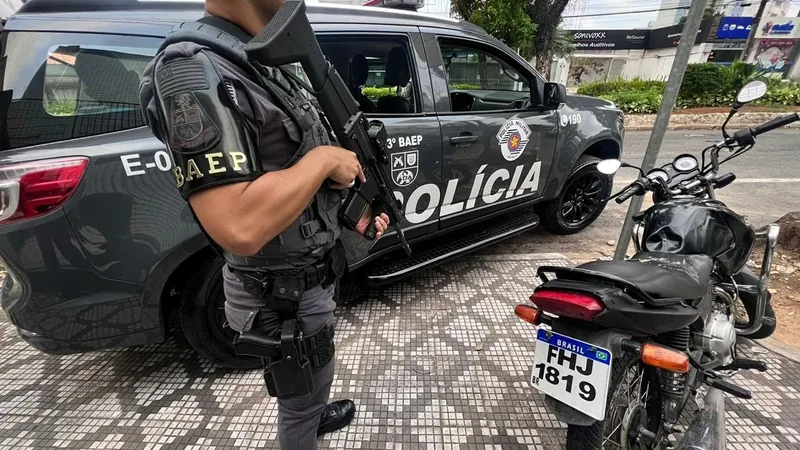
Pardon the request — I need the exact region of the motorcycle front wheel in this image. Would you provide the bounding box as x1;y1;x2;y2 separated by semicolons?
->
565;354;663;449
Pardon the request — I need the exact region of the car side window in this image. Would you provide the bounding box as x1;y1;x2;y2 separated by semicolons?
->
309;34;420;115
1;32;158;151
438;39;533;113
44;45;152;118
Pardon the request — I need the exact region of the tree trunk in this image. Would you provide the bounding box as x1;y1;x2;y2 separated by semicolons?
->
536;54;551;79
529;0;570;79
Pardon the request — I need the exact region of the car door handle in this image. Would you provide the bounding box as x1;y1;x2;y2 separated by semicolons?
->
450;135;478;145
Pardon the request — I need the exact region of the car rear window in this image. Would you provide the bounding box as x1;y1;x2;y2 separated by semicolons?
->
0;31;163;151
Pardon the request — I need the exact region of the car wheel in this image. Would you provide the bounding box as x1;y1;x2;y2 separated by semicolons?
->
539;155;613;235
179;256;262;370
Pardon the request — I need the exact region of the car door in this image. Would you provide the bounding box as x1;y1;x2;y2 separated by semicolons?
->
421;29;559;230
313;25;442;268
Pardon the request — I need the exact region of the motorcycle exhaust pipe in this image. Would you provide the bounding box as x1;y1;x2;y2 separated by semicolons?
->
674;388;725;450
737;223;780;336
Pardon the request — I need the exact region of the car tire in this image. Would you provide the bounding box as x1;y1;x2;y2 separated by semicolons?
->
179;256;262;370
539;155;613;235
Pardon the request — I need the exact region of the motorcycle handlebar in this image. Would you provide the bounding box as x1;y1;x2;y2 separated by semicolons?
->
752;113;800;136
615;181;644;204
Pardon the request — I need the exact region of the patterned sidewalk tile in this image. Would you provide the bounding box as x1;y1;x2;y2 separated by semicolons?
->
0;256;799;449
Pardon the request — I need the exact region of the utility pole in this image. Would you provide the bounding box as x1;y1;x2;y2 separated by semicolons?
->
613;0;709;260
742;0;769;63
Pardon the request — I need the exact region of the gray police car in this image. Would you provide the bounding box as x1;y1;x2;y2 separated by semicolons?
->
0;0;624;368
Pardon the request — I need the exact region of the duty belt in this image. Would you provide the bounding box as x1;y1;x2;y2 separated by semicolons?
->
235;257;332;297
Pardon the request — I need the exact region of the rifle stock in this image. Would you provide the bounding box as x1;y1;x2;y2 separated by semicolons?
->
245;0;411;256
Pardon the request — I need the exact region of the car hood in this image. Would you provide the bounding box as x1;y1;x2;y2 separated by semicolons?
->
565;93;618;110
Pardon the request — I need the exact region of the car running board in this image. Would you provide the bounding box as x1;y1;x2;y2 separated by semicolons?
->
362;210;540;286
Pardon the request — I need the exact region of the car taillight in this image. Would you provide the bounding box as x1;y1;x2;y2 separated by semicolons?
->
0;157;89;225
529;289;605;320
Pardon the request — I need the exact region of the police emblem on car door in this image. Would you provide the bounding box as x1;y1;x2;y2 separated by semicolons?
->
392;150;419;187
497;118;532;162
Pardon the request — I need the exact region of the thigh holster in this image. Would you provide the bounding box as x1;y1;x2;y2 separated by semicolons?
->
228;243;343;399
233;320;335;399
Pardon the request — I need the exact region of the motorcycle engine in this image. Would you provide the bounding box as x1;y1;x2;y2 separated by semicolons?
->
696;312;737;366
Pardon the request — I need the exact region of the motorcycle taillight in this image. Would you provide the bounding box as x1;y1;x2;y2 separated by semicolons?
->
0;157;89;225
529;289;605;321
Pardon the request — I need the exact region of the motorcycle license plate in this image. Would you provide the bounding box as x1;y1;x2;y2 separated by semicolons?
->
530;329;612;421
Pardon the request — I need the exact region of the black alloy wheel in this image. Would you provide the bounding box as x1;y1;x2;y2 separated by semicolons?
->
561;173;606;227
539;155;613;235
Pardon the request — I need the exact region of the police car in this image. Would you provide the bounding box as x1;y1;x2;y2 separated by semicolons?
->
0;0;624;368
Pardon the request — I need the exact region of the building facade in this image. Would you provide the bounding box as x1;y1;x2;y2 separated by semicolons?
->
562;0;588;30
650;0;692;28
0;0;22;19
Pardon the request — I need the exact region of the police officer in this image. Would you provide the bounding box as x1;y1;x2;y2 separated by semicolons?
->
138;0;390;448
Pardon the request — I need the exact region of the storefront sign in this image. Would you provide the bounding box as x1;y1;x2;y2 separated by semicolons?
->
569;18;714;52
716;16;755;40
755;16;800;39
753;38;798;77
570;30;648;50
646;17;714;49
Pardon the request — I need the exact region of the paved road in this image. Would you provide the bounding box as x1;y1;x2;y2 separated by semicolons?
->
489;129;800;257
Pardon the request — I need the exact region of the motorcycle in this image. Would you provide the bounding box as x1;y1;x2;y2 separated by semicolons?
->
514;80;794;450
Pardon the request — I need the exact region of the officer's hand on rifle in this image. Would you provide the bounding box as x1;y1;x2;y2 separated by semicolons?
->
310;145;391;240
313;145;365;189
357;210;390;240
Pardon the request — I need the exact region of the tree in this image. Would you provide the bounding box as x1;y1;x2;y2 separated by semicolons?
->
528;0;571;75
550;28;574;59
451;0;536;54
451;0;572;76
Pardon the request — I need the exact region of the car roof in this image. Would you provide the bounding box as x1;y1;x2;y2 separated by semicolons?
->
7;0;488;37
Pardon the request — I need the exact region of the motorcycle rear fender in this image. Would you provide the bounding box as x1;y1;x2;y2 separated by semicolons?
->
543;322;632;426
537;279;701;336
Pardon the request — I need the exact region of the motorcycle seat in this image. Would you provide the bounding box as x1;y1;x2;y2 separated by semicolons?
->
575;252;713;302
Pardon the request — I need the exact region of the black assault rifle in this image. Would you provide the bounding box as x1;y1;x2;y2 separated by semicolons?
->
245;0;411;256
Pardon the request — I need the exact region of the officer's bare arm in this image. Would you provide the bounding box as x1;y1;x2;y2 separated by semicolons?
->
150;52;364;256
187;148;361;256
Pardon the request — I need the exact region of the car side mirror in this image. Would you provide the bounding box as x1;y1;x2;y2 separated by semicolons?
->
543;82;566;110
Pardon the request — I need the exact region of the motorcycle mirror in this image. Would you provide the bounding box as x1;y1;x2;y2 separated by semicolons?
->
736;80;768;105
597;159;622;175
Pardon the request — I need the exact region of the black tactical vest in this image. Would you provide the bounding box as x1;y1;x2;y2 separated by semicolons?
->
156;20;342;272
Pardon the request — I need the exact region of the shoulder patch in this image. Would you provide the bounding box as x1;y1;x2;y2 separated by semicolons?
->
157;58;209;98
166;92;221;154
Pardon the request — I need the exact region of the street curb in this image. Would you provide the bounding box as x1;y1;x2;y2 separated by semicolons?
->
750;337;800;364
626;124;800;131
625;112;800;131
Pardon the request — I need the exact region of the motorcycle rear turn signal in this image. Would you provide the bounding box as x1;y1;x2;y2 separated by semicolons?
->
514;305;542;325
641;343;690;374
